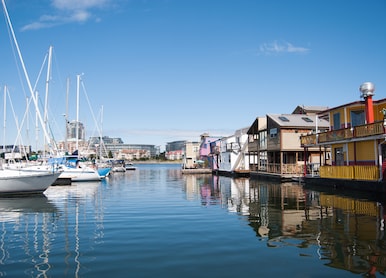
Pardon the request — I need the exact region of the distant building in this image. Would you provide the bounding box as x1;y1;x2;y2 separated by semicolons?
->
165;140;186;160
166;150;184;160
182;141;200;168
89;136;123;145
199;133;222;168
210;127;249;176
67;120;85;141
87;136;159;159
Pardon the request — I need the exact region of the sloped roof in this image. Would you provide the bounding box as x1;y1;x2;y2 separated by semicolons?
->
247;117;267;134
292;105;329;114
268;114;330;128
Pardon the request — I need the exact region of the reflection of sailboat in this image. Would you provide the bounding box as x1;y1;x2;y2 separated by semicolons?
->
44;181;100;200
0;194;58;222
0;194;59;277
44;181;103;277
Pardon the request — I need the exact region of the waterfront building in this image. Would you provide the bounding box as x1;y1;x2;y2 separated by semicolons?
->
198;133;222;169
166;150;183;160
210;127;249;177
165;140;186;160
88;136;159;159
300;82;386;191
106;144;159;159
182;141;200;168
248;113;329;181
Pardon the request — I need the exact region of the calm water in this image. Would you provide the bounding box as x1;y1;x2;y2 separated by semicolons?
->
0;164;385;277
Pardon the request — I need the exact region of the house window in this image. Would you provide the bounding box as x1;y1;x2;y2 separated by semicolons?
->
333;113;340;130
351;110;365;127
269;128;277;138
260;130;267;148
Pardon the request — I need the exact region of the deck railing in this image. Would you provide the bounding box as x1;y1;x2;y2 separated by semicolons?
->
319;165;379;181
266;163;303;175
300;121;385;147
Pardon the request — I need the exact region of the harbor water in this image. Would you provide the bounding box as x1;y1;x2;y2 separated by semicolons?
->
0;163;385;277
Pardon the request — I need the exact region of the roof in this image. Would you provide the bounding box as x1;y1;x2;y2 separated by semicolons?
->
267;114;330;128
292;105;330;115
247;117;267;134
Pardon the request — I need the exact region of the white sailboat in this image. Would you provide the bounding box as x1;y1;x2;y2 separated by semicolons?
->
0;168;60;195
0;0;60;194
55;75;101;182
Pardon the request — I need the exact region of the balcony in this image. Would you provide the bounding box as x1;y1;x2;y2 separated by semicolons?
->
300;121;385;147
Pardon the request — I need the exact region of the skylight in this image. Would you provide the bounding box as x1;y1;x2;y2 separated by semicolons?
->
302;117;313;123
278;116;290;122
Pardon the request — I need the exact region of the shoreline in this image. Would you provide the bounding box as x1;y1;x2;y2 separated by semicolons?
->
131;160;182;164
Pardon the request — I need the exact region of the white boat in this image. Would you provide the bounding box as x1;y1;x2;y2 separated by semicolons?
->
48;156;102;182
0;168;60;195
125;162;136;171
57;165;101;182
112;165;126;172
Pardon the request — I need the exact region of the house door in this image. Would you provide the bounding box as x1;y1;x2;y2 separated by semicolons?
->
335;147;344;166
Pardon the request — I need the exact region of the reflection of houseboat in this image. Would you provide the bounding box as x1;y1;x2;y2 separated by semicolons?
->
300;82;386;192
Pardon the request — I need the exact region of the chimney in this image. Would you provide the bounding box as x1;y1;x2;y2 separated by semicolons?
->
359;82;375;124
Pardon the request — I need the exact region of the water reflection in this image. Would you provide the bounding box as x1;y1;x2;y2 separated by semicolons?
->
192;176;386;277
0;195;58;277
44;182;104;278
0;182;104;277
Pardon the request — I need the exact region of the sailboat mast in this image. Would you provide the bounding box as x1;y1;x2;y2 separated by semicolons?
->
43;46;53;152
3;86;6;155
100;105;103;159
76;74;80;154
64;77;70;153
1;0;52;152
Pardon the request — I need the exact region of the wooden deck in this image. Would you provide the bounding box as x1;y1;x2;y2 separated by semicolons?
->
181;168;212;174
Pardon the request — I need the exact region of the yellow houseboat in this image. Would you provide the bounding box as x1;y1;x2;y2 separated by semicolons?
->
300;82;386;193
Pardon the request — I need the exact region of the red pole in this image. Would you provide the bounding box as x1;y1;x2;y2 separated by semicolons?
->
365;95;374;124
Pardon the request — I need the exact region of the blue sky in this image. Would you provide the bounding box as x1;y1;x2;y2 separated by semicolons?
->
1;0;385;151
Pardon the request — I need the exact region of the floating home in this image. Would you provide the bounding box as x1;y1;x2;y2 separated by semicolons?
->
247;112;330;181
301;82;386;193
210;127;250;177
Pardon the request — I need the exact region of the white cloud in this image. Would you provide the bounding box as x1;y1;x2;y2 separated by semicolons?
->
21;0;112;31
258;40;310;55
52;0;109;11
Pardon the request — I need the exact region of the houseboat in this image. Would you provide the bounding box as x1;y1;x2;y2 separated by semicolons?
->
210;127;250;177
247;110;330;181
300;82;386;193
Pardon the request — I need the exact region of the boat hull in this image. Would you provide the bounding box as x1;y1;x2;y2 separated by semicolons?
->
0;169;60;195
97;167;111;178
58;167;101;182
304;176;386;193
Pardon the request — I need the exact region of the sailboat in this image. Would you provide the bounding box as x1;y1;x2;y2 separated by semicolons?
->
54;75;102;183
0;167;60;194
0;0;60;194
